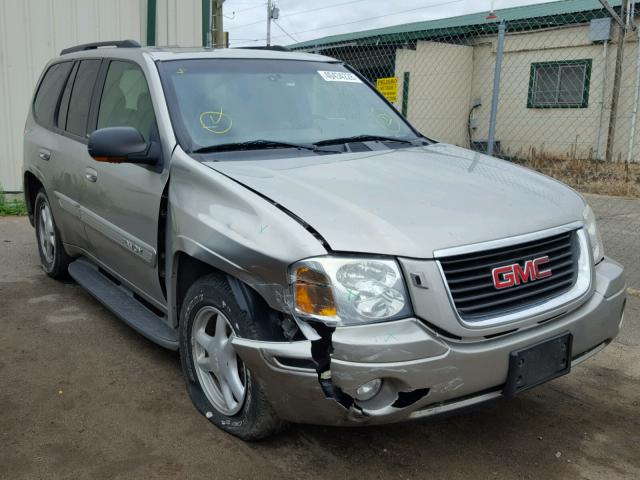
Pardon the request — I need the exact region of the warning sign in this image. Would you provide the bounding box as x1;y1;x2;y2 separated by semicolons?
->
376;77;399;102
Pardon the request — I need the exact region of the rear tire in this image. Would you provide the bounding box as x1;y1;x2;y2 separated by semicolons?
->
34;189;72;279
179;273;286;440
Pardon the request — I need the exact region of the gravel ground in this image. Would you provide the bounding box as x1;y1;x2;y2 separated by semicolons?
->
1;194;639;480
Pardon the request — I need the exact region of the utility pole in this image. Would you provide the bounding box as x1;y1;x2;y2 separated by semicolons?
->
213;0;225;48
603;0;628;162
266;1;279;46
487;19;505;157
266;0;272;46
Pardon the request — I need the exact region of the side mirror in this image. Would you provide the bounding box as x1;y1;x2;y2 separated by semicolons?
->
88;126;159;165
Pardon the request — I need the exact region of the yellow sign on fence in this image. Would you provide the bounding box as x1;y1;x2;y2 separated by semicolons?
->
376;77;399;103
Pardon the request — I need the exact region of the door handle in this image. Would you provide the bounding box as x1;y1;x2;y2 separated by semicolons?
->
38;149;51;161
85;167;98;183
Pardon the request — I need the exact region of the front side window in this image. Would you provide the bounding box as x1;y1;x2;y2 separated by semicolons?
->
97;61;156;141
158;59;417;152
528;60;592;108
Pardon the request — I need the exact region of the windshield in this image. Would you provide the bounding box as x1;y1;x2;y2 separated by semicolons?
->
158;59;418;152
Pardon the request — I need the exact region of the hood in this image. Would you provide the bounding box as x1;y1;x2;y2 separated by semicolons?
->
205;144;586;258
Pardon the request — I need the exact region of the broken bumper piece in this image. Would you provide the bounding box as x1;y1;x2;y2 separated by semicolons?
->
231;272;625;426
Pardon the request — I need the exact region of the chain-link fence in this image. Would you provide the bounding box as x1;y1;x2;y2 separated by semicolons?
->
292;0;640;198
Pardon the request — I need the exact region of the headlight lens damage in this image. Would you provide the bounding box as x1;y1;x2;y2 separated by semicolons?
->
291;257;412;325
583;205;604;263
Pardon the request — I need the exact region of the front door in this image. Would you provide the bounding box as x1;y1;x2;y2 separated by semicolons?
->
81;60;168;308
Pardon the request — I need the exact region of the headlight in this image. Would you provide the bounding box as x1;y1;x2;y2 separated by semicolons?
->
291;256;412;326
583;205;604;263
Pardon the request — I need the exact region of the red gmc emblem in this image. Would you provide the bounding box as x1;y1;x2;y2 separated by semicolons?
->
492;256;552;289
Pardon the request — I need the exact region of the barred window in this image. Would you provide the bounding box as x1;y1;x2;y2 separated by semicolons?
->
528;60;591;108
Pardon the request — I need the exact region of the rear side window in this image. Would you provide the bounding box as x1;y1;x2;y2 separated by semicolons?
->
66;59;101;137
33;62;73;128
97;61;155;141
57;62;78;130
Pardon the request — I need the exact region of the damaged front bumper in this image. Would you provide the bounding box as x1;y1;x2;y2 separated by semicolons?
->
231;258;626;426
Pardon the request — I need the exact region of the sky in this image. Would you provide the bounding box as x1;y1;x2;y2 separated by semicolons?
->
223;0;562;47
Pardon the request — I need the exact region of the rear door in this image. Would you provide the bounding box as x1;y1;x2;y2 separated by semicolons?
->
81;59;168;307
25;59;101;250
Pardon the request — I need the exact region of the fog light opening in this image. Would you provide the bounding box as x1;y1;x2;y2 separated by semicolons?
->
355;379;383;401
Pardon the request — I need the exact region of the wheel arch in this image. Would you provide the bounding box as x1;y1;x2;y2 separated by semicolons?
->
23;170;44;226
170;250;292;341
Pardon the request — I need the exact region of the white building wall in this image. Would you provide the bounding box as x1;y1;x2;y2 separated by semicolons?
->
394;22;640;162
0;0;201;192
395;41;473;146
470;24;635;161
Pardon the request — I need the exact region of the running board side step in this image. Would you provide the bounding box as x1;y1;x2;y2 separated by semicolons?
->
68;257;178;350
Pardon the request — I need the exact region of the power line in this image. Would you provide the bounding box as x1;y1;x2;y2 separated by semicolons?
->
228;13;272;29
279;0;370;19
273;21;299;42
227;0;265;6
230;0;468;46
229;0;369;29
279;13;301;38
224;2;266;19
270;0;467;40
229;2;266;15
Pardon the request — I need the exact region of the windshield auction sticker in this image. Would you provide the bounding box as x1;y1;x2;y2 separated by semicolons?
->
317;71;362;83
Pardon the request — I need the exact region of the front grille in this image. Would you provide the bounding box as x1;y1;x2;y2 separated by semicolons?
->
439;230;579;320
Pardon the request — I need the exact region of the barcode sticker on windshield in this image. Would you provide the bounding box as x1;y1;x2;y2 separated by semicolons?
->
317;71;362;83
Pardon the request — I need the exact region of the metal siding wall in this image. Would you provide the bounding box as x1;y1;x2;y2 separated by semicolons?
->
0;0;38;192
0;0;137;191
0;0;200;192
156;0;201;47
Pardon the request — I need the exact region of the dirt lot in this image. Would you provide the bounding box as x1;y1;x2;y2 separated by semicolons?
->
1;195;639;480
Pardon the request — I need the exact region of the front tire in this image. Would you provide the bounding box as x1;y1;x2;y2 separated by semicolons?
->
179;274;285;440
34;189;72;279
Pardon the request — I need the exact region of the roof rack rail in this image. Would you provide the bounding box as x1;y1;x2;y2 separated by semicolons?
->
60;39;141;56
235;45;291;52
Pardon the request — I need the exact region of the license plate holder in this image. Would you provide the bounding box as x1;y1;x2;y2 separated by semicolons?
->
503;332;573;397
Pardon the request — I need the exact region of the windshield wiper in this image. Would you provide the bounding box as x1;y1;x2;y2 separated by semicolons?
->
192;140;316;154
313;135;417;147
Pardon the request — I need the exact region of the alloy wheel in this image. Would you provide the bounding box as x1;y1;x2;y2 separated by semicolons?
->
38;201;56;264
191;306;247;416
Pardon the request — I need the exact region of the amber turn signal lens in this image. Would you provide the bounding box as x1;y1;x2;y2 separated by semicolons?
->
294;266;337;317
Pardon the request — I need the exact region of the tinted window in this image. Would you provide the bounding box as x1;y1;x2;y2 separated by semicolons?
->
66;59;101;137
97;61;155;140
33;62;73;128
57;62;78;130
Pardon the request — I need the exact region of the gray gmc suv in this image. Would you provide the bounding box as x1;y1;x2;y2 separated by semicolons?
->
23;41;626;439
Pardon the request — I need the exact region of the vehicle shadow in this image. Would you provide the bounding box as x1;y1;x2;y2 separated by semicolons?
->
246;380;638;480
